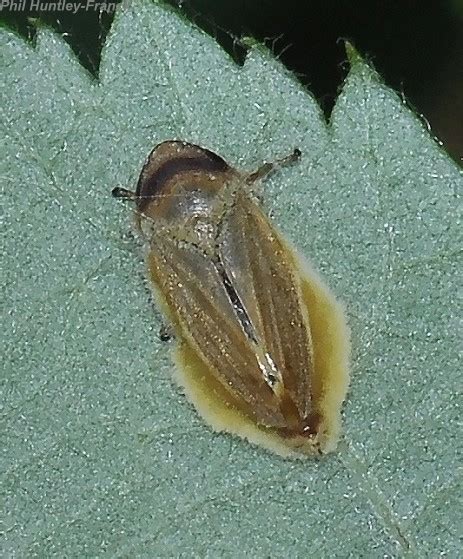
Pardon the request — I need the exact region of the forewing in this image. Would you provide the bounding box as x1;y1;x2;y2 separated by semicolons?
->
147;235;288;428
218;190;314;420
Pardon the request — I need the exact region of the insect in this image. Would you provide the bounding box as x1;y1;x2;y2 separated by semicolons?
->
113;141;350;458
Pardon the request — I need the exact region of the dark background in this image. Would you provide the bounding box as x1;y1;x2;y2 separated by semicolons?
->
2;0;462;162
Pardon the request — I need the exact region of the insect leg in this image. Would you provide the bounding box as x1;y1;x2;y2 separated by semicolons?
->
246;148;301;184
159;321;175;342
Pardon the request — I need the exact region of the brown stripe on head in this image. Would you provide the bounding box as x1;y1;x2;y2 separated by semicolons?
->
135;141;234;213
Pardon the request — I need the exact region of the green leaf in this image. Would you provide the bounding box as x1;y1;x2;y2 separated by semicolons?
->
2;1;461;556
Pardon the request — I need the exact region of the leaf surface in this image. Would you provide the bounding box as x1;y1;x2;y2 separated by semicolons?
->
2;2;461;556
